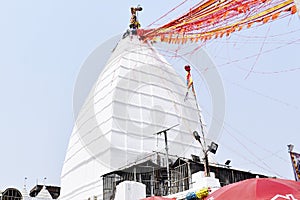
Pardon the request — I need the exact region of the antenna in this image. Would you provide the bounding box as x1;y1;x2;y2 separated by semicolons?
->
43;177;47;186
154;124;179;195
36;178;39;196
24;177;27;189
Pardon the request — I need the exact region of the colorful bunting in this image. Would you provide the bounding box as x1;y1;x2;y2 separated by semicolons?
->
139;0;297;44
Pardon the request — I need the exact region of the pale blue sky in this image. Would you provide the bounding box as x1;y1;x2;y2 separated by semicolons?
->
0;0;300;191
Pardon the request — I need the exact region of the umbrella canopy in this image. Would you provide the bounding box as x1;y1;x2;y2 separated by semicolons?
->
141;197;176;200
205;178;300;200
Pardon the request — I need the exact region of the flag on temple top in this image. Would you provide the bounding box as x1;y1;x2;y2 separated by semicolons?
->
290;151;300;181
184;65;196;101
185;65;193;89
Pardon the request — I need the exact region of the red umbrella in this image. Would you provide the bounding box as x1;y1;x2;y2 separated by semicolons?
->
141;197;176;200
205;178;300;200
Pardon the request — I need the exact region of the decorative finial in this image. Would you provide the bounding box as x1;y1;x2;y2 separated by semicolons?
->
43;177;47;186
288;144;294;152
24;177;27;189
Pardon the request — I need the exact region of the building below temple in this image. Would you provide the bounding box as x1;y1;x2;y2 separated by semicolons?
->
101;151;268;200
0;183;60;200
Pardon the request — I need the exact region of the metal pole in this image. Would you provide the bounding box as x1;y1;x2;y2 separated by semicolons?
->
151;167;154;196
187;161;192;188
154;124;179;194
134;167;137;182
163;131;171;194
203;151;210;177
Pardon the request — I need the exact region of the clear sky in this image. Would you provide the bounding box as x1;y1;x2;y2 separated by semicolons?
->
0;0;300;191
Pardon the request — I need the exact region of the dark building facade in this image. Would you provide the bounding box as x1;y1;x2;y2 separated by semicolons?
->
1;188;22;200
102;154;268;200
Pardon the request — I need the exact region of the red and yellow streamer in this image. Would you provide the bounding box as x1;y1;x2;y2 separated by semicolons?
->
138;0;297;44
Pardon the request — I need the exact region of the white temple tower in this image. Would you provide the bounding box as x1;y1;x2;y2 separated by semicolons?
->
60;34;204;200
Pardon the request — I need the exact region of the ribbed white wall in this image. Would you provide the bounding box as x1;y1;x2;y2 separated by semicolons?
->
60;35;204;200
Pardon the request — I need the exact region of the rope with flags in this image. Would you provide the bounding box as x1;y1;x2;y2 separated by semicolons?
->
138;0;298;44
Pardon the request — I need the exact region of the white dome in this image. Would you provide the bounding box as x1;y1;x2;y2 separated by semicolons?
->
35;186;52;200
21;187;30;200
